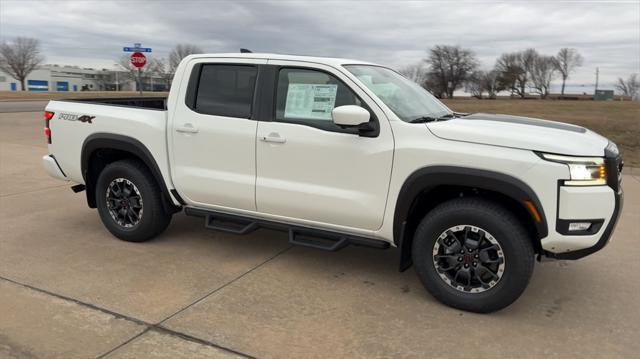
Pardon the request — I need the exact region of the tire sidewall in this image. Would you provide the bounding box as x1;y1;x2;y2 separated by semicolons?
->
413;200;534;312
96;161;162;241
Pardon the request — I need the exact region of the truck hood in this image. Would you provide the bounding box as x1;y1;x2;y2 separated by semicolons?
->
426;113;609;156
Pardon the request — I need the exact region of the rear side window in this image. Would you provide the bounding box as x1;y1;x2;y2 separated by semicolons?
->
194;64;257;118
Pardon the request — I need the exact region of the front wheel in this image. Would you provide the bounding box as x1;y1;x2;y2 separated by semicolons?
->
96;159;172;242
412;198;535;313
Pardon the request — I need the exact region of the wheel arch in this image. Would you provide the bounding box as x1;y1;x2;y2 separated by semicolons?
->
81;133;182;212
394;166;547;271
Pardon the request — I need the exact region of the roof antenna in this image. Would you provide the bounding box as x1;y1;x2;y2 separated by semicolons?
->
240;48;252;53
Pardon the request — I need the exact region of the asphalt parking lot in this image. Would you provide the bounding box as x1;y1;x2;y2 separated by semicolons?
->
1;109;639;358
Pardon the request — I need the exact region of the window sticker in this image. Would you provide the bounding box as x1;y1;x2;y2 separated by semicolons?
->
284;83;338;120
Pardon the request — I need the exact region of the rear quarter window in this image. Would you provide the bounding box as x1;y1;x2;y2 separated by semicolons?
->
189;64;258;119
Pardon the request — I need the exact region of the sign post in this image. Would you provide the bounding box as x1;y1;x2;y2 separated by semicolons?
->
123;43;152;95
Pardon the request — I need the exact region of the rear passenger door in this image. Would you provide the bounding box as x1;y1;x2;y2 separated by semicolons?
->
170;58;266;211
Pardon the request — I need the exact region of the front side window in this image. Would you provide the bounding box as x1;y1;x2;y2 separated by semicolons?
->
275;68;364;133
195;64;257;118
344;65;451;122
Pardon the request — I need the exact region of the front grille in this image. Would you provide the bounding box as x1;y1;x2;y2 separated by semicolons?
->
605;156;623;192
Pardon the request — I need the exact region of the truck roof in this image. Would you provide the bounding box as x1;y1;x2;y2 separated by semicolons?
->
184;53;381;67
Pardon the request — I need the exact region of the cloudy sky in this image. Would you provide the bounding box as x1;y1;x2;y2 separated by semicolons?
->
1;0;638;90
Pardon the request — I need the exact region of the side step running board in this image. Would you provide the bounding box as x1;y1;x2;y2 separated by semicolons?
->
288;228;350;251
185;207;389;252
205;213;259;235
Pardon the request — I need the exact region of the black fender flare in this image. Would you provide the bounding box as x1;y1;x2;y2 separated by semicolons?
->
81;133;182;210
394;166;548;270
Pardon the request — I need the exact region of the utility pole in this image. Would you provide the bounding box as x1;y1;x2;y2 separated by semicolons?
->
115;70;119;91
594;67;599;93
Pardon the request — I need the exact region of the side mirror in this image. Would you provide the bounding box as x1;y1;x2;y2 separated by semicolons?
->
332;105;370;127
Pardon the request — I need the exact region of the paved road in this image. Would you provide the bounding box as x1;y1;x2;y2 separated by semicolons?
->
0;101;49;113
1;112;639;358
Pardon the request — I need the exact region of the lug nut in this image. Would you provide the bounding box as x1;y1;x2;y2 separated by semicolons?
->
473;261;477;266
464;264;469;268
474;254;479;258
458;257;463;262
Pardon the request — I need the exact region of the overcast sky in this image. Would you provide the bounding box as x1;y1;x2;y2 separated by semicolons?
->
1;0;638;90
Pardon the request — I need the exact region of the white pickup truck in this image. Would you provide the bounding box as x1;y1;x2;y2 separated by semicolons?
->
42;53;623;312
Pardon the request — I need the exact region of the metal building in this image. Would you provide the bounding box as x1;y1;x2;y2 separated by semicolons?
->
0;65;168;92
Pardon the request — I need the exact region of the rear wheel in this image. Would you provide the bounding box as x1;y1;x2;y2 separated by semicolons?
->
96;159;172;242
412;197;534;313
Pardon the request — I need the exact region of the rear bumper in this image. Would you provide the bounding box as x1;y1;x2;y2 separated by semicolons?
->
42;154;67;180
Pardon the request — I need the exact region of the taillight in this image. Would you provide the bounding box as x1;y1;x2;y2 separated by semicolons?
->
44;111;54;144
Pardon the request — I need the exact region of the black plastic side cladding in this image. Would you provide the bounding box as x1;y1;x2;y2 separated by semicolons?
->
81;133;181;213
395;166;548;271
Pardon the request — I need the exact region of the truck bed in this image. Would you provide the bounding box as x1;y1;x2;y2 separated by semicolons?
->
59;96;167;110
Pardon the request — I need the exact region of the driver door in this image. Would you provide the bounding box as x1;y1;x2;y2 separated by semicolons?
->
255;62;394;231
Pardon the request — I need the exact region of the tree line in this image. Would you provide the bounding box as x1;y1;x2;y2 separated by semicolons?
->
110;43;203;90
0;37;203;91
400;45;638;100
0;37;638;99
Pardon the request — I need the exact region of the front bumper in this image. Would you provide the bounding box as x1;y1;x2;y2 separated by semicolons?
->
544;153;623;260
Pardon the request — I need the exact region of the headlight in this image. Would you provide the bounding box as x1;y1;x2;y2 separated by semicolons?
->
539;153;606;186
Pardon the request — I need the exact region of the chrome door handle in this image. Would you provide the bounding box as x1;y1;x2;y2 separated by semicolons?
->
176;124;199;134
261;132;286;143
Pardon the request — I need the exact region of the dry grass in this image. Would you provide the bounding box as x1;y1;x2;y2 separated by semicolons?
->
443;98;640;167
0;91;168;101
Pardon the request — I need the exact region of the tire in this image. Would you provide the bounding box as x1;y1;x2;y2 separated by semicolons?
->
95;159;172;242
412;197;534;313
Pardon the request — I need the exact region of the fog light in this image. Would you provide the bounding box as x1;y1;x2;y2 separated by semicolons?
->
568;222;592;232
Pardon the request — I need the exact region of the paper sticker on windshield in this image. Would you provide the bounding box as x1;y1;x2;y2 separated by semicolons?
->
284;84;338;120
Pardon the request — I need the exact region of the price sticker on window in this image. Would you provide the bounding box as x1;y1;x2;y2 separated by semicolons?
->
284;83;338;120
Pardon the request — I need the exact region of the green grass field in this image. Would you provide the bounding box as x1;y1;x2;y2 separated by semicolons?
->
1;91;637;166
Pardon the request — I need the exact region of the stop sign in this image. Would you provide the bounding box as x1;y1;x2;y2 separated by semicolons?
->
130;52;147;68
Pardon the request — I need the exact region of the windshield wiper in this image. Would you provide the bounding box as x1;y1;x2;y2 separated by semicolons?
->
409;116;439;123
408;113;456;123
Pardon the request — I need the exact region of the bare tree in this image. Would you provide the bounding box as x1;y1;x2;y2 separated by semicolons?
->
615;73;639;99
555;48;583;96
398;63;428;86
495;49;537;98
494;52;522;96
466;70;502;99
145;58;172;90
530;55;558;98
424;45;479;98
168;43;203;75
465;71;486;99
117;55;139;81
0;37;45;91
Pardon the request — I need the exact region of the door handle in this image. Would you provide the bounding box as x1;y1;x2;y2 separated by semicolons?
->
176;124;199;134
261;132;286;144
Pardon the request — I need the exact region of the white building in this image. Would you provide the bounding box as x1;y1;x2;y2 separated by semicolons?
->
0;65;168;92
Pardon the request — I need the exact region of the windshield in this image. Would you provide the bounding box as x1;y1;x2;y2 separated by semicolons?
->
344;65;452;122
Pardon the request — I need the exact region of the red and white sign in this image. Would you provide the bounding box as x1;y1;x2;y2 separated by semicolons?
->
130;52;147;68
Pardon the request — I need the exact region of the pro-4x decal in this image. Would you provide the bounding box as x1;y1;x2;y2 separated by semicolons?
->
59;113;95;124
